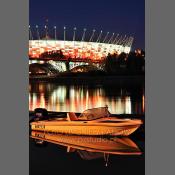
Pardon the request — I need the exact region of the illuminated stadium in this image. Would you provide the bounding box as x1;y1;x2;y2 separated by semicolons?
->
29;26;134;61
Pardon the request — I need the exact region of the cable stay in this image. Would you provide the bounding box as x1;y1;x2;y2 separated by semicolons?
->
108;33;115;44
89;29;96;42
103;32;109;43
96;30;103;42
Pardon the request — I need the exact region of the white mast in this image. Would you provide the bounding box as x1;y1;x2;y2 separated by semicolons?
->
64;26;66;46
36;25;40;40
96;30;103;42
89;29;96;42
112;34;119;44
121;35;127;45
81;28;87;41
54;26;57;40
29;25;33;40
44;25;48;39
108;33;115;44
115;35;123;45
103;32;109;43
73;27;77;41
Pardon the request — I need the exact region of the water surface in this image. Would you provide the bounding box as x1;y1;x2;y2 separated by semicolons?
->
30;136;144;175
29;82;144;114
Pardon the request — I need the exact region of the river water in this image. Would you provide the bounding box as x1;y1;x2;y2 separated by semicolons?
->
30;136;144;175
29;82;145;114
29;81;145;175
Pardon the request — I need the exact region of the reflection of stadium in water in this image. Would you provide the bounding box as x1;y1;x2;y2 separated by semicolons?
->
29;83;145;114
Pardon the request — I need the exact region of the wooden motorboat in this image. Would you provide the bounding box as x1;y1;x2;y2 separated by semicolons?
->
30;107;143;136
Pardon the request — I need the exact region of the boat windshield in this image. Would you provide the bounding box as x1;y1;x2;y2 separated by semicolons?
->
78;107;111;121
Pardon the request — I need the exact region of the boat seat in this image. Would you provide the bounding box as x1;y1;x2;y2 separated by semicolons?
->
67;112;79;121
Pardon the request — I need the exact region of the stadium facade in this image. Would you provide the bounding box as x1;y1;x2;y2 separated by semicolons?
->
29;26;134;61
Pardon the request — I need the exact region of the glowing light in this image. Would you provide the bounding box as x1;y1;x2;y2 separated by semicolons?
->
29;85;144;114
29;40;131;60
142;95;145;112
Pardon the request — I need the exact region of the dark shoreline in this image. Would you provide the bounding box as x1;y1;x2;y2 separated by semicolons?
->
29;75;145;85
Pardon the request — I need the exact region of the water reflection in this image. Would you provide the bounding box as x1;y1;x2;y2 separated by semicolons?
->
29;82;144;114
31;131;142;167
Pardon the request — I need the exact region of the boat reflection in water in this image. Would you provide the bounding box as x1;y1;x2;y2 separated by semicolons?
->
31;131;142;166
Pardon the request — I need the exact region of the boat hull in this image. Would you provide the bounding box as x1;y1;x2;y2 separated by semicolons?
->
31;120;142;136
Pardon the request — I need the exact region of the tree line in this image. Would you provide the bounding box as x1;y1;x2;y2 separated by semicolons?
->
103;50;145;75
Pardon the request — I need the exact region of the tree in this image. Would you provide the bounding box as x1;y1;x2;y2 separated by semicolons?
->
104;53;118;73
127;50;145;74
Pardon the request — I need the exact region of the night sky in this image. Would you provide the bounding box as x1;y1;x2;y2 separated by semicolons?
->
29;0;145;50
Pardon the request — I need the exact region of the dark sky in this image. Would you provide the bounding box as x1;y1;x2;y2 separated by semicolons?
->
29;0;145;50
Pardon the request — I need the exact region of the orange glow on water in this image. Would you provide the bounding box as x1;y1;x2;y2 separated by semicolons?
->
142;94;145;112
29;84;145;114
